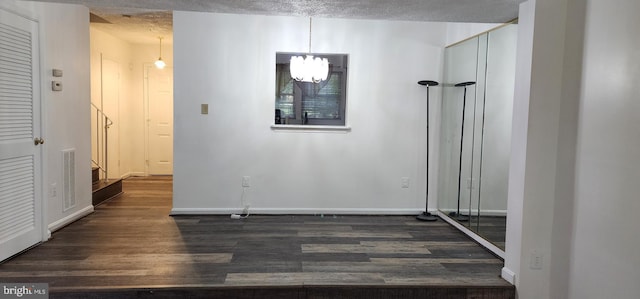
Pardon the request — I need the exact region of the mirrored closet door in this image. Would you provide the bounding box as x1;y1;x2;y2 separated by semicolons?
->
438;23;517;251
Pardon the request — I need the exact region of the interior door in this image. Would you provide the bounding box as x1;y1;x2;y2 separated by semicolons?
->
0;9;43;262
146;66;173;175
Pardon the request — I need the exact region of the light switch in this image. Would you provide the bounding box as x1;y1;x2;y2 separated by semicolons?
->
52;69;63;77
201;104;208;115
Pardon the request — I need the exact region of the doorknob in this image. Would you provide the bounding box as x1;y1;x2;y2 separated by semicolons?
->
34;137;44;145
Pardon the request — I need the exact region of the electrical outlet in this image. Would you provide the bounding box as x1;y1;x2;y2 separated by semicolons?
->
242;176;250;187
401;177;410;188
530;250;543;270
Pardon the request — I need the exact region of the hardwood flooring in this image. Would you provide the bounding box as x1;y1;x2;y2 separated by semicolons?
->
0;176;514;298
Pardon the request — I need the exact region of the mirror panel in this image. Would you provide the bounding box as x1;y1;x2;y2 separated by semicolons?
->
438;36;479;218
438;24;517;251
475;24;517;249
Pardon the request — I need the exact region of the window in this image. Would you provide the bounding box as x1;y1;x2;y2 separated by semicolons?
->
275;53;348;126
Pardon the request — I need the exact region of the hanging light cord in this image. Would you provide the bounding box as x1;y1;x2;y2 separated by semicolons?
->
158;37;163;59
308;17;312;53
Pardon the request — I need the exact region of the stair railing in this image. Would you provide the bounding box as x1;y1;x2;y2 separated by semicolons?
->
91;103;113;182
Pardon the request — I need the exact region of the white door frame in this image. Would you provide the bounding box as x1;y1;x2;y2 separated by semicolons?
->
34;12;48;243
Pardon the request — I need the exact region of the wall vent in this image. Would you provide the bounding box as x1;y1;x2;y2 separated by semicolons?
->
62;149;76;211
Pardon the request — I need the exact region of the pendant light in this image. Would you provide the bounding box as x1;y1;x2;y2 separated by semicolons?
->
155;37;166;69
290;18;328;83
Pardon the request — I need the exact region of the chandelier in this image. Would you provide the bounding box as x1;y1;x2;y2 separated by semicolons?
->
290;18;329;83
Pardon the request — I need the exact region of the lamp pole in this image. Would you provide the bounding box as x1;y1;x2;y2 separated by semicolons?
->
452;81;476;222
416;80;439;222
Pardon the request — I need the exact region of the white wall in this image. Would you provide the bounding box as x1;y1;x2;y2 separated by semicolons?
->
0;1;93;231
505;0;570;295
173;12;446;214
568;0;640;298
505;0;640;298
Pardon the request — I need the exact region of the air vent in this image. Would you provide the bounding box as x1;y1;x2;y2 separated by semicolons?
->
62;149;76;211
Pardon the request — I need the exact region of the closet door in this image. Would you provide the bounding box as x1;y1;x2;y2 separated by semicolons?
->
0;8;43;262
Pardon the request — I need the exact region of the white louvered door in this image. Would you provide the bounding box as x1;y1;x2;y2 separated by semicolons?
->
0;9;43;262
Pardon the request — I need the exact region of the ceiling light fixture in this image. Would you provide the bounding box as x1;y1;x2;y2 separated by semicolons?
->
290;17;328;83
155;37;166;69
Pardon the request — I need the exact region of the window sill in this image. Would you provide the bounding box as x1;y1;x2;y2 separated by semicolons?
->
270;124;351;132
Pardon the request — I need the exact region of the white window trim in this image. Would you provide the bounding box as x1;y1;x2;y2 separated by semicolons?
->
270;124;351;132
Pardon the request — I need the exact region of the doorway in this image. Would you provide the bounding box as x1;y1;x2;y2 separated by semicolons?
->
144;65;174;175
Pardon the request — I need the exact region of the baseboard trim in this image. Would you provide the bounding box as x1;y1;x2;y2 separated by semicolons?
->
170;208;426;216
48;205;94;233
438;211;505;259
501;267;516;285
438;208;507;217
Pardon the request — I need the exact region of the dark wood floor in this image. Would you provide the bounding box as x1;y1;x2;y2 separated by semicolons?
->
0;176;513;299
471;216;507;250
456;215;507;250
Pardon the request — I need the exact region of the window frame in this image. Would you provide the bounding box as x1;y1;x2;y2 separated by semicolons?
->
275;52;348;127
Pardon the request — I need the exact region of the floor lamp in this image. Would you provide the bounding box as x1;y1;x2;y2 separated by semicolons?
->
452;81;476;222
416;80;439;222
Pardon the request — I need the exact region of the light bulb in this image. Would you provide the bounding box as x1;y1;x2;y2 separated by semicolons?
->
155;58;166;69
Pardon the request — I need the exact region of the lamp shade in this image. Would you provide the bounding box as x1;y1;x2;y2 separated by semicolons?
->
290;55;328;83
155;59;166;69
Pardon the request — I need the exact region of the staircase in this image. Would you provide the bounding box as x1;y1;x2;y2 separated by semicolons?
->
91;103;122;205
92;167;123;206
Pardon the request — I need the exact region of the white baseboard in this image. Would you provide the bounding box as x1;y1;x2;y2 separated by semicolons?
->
438;208;507;217
438;211;505;259
501;267;516;285
48;205;94;233
128;172;147;177
171;208;426;216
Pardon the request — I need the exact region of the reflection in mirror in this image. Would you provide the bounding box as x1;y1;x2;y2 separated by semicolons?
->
275;53;348;126
438;24;517;251
438;35;479;224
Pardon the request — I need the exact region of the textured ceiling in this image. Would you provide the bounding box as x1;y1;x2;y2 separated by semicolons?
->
26;0;525;44
89;9;174;45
